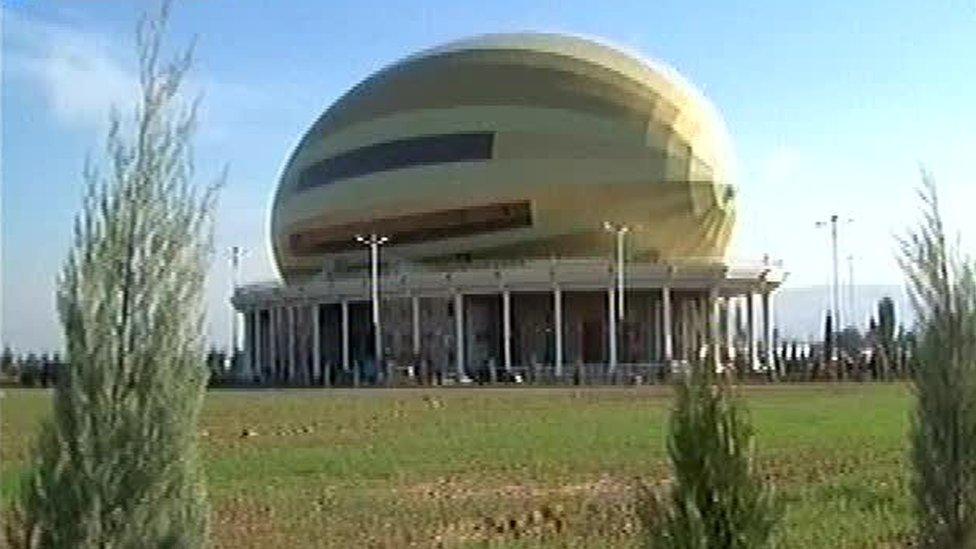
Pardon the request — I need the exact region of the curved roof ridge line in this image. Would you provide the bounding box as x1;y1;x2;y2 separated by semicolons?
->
409;33;694;103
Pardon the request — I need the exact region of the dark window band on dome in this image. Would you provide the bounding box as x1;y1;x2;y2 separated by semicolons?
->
297;132;494;190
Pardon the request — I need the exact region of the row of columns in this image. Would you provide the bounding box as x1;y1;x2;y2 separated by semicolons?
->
240;286;777;385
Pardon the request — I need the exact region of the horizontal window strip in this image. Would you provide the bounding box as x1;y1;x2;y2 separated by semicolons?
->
288;201;532;255
298;132;494;190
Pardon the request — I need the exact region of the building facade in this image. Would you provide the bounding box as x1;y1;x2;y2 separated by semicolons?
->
232;33;785;385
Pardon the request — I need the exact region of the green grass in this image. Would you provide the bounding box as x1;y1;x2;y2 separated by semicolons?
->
1;384;913;547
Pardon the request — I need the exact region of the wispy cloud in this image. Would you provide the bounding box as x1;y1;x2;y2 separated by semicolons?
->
4;10;138;130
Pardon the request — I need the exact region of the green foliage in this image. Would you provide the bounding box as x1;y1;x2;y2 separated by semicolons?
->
877;297;896;351
837;326;863;359
876;297;897;378
899;170;976;548
1;346;14;376
642;366;781;548
9;3;217;547
823;310;834;361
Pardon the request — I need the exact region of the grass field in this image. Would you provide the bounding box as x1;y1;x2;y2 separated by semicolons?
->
1;384;913;547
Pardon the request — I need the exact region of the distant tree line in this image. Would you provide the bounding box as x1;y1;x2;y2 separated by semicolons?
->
769;296;918;382
0;346;248;388
0;348;65;387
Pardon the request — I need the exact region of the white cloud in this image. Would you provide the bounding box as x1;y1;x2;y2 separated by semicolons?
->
4;10;138;130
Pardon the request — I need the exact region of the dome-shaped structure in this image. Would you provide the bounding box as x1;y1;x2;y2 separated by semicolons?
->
271;32;737;283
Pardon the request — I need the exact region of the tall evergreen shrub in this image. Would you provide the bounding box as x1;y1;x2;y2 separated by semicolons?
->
641;364;780;548
9;3;218;547
899;172;976;548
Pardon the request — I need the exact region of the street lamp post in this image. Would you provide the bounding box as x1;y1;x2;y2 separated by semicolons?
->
356;234;390;384
847;254;856;329
227;245;246;372
604;222;629;375
815;215;852;353
603;221;630;320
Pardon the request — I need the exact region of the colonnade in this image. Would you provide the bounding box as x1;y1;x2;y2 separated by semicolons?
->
239;285;777;386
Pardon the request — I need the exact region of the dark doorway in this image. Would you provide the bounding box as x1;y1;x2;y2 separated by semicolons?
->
582;320;605;363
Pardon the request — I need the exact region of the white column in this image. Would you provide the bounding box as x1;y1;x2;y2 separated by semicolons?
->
725;297;736;363
252;310;262;381
651;299;660;361
312;304;321;386
269;307;279;380
411;295;421;357
260;310;268;381
662;286;673;363
454;292;465;381
699;296;710;360
369;241;382;382
747;293;758;371
502;289;512;371
681;299;691;361
252;310;261;379
341;299;350;372
287;306;297;382
762;290;776;375
242;309;253;379
616;231;626;320
709;287;721;370
553;285;563;378
608;286;618;373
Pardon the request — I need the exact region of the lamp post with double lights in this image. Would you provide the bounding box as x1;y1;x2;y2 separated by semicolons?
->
815;215;853;356
227;245;247;371
847;254;857;329
603;221;630;319
603;221;631;375
356;234;390;384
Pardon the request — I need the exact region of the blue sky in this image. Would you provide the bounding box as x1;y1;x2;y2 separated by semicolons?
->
3;1;974;352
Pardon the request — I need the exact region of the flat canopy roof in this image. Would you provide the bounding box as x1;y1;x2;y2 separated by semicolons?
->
233;258;785;310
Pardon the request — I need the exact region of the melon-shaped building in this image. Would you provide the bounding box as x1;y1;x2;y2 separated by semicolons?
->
235;33;783;387
271;33;736;283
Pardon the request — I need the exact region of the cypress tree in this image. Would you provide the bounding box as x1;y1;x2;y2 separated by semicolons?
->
10;3;218;546
641;364;781;548
899;171;976;548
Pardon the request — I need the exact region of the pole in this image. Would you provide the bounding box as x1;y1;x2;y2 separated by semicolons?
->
228;246;244;370
847;254;856;329
817;215;851;344
341;299;350;372
608;286;617;376
603;222;629;320
454;291;465;382
312;303;321;386
603;222;630;377
370;238;382;382
662;286;673;363
411;295;421;357
830;214;840;331
357;234;389;384
502;289;512;372
553;285;563;379
617;229;625;320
